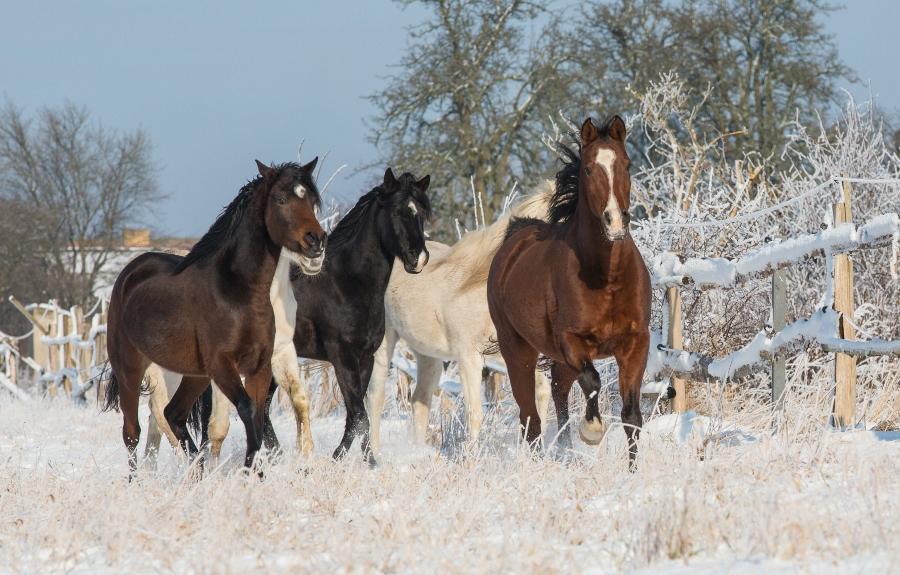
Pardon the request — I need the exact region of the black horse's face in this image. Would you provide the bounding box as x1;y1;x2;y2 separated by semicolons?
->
377;168;431;274
259;158;327;275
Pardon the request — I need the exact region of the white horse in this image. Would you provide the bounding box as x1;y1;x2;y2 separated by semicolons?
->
365;185;554;451
143;251;314;466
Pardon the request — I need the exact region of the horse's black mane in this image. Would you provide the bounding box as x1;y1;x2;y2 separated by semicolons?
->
175;162;315;273
548;139;582;225
504;216;544;241
326;189;379;251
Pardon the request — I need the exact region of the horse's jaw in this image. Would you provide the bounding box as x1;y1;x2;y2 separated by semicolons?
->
284;247;325;276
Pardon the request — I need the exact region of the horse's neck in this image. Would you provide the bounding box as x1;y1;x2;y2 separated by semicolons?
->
568;197;618;278
331;211;394;287
223;208;279;295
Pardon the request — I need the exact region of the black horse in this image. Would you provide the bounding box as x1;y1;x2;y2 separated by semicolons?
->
204;167;431;465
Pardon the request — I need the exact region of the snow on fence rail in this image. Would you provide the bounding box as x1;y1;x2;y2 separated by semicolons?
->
651;213;899;288
646;175;900;426
1;296;108;401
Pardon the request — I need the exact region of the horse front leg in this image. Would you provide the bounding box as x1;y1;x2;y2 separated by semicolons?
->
549;363;578;452
209;362;262;470
576;361;606;445
206;382;231;466
163;376;209;467
261;377;281;453
144;365;178;468
410;353;443;446
616;332;650;469
328;345;372;465
271;345;314;457
364;328;397;455
457;356;486;443
356;354;378;467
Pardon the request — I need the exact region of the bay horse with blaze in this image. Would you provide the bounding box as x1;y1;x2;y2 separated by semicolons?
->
104;159;326;474
487;116;651;465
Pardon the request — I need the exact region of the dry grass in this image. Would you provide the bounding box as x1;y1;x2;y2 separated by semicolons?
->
2;371;900;575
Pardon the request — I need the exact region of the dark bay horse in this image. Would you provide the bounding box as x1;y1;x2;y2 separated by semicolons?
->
104;159;326;474
487;116;651;465
205;168;431;466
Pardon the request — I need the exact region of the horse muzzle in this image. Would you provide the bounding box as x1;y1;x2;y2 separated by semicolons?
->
297;250;325;275
404;250;429;274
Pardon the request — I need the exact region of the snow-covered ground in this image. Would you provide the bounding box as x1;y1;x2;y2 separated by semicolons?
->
2;393;899;574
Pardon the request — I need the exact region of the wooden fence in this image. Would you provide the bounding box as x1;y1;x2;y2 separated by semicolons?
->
649;176;900;427
1;297;108;401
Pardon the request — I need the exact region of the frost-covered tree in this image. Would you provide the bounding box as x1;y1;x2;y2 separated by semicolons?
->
367;0;578;239
0;101;162;311
573;0;855;169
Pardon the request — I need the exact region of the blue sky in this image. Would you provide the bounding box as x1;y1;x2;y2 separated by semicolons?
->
1;1;897;236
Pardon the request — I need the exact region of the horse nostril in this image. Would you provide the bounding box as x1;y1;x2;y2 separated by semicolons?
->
305;232;321;250
604;212;613;225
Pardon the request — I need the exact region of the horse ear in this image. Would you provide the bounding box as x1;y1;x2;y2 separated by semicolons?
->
580;118;599;144
384;167;397;188
255;160;275;180
604;115;626;143
302;156;318;173
416;174;431;191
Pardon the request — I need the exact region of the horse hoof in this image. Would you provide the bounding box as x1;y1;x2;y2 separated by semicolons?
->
578;417;606;445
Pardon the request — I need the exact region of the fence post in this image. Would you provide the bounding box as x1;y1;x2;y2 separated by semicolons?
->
833;175;857;428
666;285;688;413
96;300;108;365
47;305;60;397
771;268;787;408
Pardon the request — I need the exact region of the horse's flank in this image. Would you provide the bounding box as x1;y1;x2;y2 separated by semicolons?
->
430;181;554;291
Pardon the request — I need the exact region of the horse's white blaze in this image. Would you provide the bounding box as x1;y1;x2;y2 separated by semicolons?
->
408;200;418;215
294;184;306;199
595;147;626;239
415;250;427;272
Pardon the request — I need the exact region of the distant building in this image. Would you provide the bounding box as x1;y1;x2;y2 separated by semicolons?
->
86;229;197;300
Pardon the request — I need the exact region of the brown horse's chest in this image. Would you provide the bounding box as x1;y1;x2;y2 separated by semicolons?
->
561;285;640;350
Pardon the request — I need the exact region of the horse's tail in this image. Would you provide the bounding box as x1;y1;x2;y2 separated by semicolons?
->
187;384;213;441
481;337;501;358
102;369;121;413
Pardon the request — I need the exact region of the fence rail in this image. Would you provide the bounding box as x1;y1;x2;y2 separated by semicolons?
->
652;175;899;427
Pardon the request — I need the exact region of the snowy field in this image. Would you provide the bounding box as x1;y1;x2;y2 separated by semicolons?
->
2;390;900;574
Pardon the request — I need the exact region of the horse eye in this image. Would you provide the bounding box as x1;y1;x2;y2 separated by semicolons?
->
276;195;287;205
584;167;592;175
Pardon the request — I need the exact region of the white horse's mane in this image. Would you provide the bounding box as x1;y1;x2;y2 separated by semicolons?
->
431;180;554;290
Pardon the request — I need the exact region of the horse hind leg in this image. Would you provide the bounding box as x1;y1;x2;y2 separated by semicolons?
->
107;343;149;477
497;332;541;447
272;345;314;457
